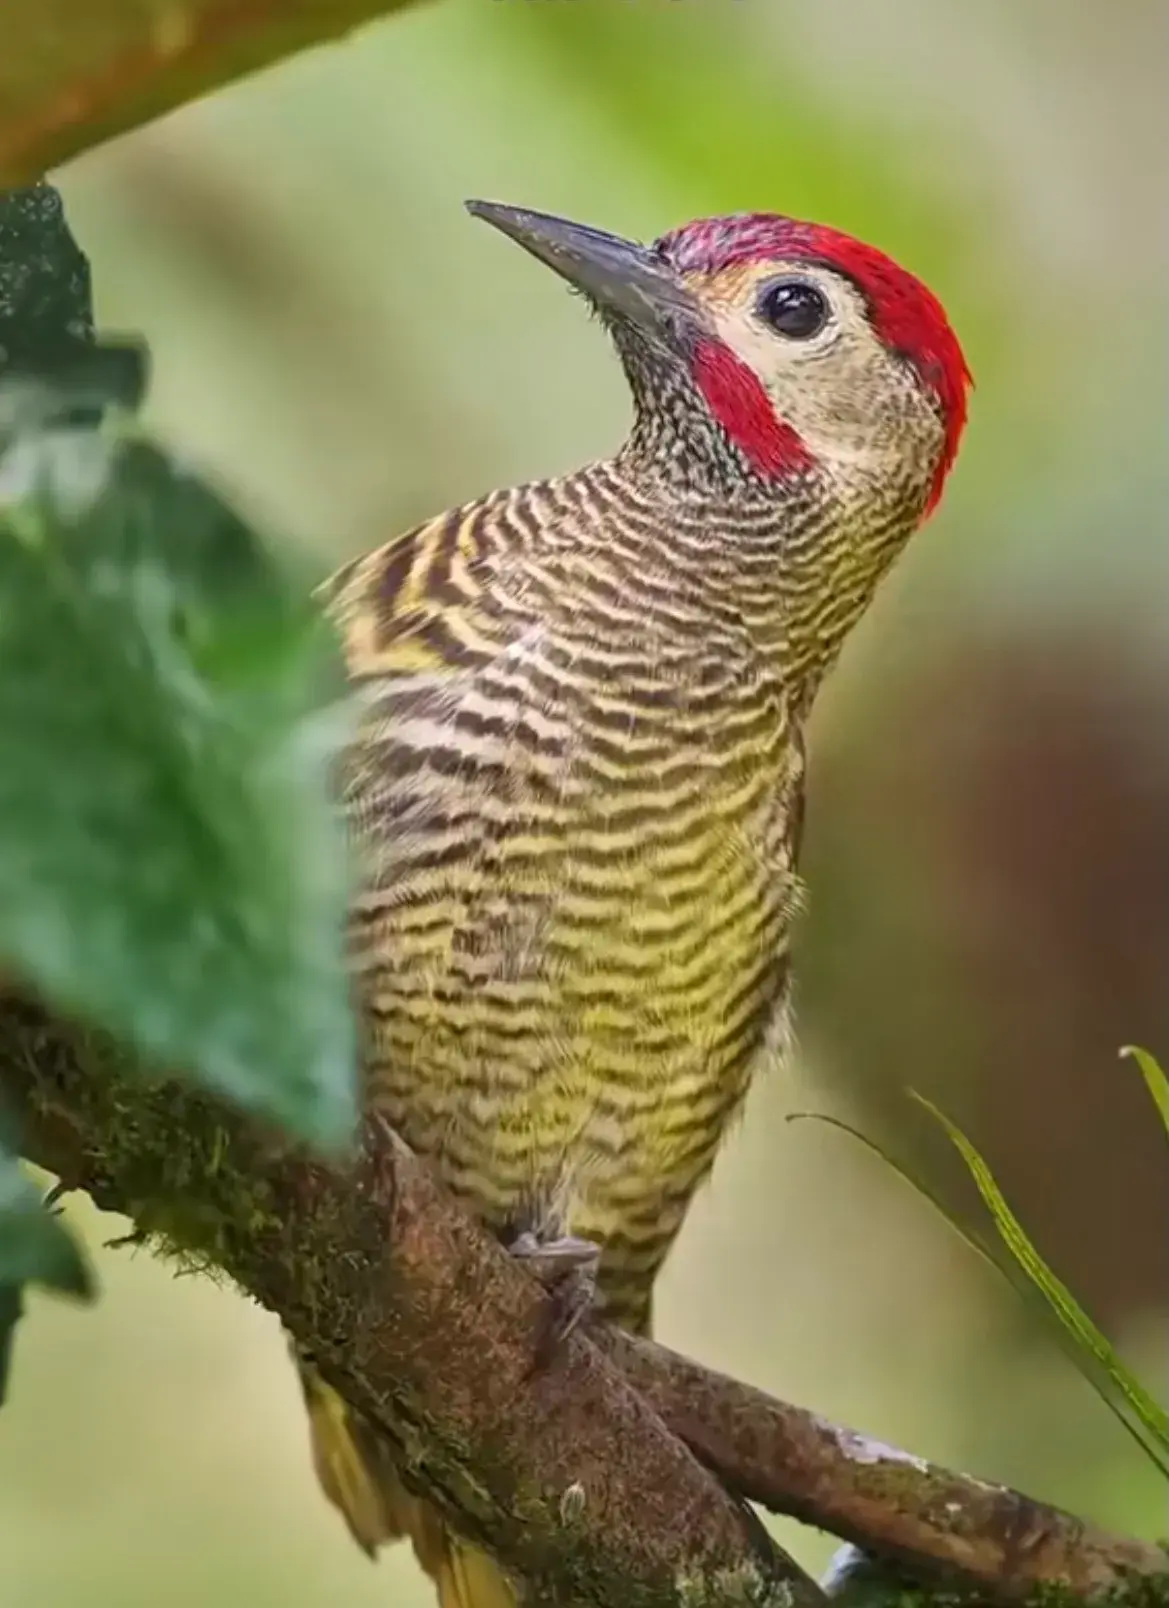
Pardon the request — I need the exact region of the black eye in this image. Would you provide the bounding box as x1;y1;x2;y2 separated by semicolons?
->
757;278;830;340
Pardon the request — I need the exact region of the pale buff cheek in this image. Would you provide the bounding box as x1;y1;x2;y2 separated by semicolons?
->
708;300;941;468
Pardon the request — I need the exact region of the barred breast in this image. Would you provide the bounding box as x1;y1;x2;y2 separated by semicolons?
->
324;462;804;1331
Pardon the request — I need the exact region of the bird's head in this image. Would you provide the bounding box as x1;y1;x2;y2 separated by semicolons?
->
467;200;971;522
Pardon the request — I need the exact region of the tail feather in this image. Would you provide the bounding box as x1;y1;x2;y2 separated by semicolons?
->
295;1348;518;1608
434;1535;522;1608
297;1353;404;1555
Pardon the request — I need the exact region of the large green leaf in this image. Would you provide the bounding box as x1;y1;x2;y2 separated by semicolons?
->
0;368;358;1151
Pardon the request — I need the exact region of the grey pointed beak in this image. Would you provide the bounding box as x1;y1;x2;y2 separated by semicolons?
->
465;200;698;346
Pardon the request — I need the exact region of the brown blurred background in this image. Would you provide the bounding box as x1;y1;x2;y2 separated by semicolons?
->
3;0;1166;1601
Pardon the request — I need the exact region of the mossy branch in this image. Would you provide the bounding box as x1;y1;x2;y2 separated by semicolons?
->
3;983;1166;1607
1;983;818;1608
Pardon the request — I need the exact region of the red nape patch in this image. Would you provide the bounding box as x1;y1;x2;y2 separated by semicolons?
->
691;338;815;479
660;212;973;514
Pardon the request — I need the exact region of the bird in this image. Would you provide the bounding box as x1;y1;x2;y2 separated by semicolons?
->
295;198;972;1607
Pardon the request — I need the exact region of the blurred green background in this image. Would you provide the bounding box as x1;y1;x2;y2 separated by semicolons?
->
4;1;1167;1602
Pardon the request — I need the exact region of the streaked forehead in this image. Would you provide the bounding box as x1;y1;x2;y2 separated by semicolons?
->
655;212;833;273
654;212;916;315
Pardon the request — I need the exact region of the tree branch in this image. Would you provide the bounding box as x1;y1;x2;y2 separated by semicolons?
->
0;983;819;1608
0;0;427;186
599;1332;1169;1603
2;982;1166;1607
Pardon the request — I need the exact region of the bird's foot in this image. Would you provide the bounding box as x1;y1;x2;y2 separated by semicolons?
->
506;1229;600;1366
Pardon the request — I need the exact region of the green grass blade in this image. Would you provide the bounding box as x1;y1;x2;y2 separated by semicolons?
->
1121;1046;1169;1139
908;1091;1169;1475
787;1111;1004;1275
792;1104;1169;1477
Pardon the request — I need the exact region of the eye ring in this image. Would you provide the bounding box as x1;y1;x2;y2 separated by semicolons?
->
757;277;830;340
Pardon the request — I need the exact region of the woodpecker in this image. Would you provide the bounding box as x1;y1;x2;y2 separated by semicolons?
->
296;200;972;1607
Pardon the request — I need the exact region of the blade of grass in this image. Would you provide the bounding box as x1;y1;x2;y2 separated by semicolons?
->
791;1104;1169;1477
787;1111;1004;1277
1121;1046;1169;1140
908;1091;1168;1469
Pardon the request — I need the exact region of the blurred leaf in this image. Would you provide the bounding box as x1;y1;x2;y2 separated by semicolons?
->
791;1100;1169;1479
0;0;429;186
0;1147;94;1405
0;375;358;1151
1;181;147;425
0;1283;18;1404
0;1154;91;1298
0;182;94;366
1122;1046;1169;1139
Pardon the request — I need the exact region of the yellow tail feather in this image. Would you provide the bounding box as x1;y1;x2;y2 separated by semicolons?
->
296;1351;518;1608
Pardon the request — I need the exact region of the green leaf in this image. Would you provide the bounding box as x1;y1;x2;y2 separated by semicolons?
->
1122;1046;1169;1140
0;380;358;1151
0;1153;92;1297
0;1145;94;1405
0;1284;21;1405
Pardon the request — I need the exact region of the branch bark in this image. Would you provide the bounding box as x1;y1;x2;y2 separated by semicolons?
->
2;982;1166;1607
600;1333;1168;1603
0;0;427;186
0;983;819;1608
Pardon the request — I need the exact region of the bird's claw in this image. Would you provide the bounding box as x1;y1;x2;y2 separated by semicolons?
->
507;1229;598;1285
506;1229;600;1366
